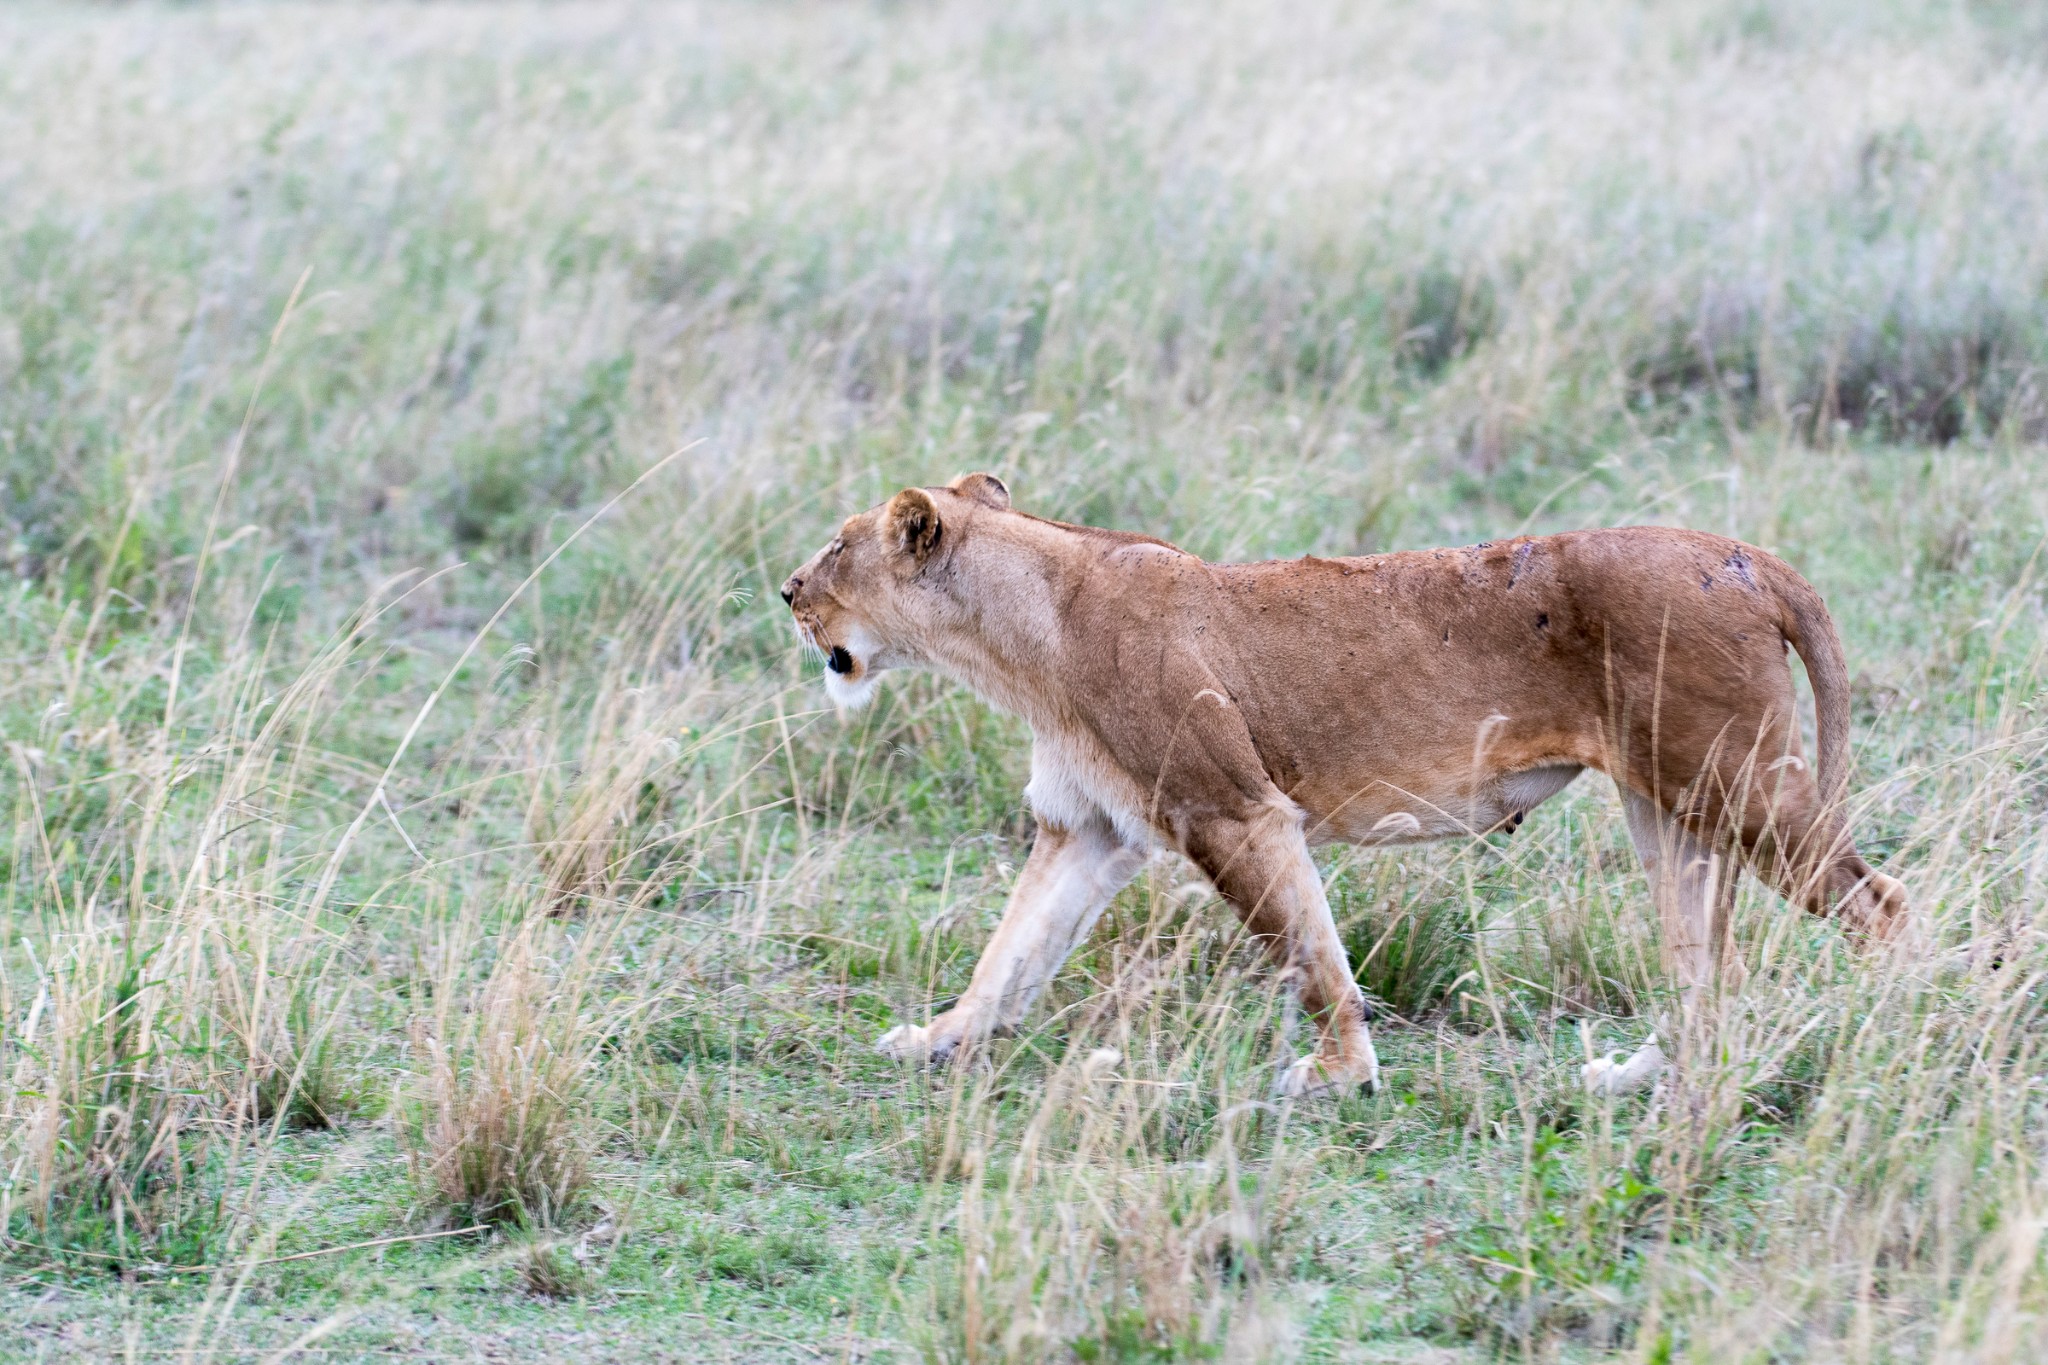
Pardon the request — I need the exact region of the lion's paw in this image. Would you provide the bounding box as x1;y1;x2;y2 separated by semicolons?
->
877;1018;972;1066
876;1022;935;1063
1581;1037;1665;1095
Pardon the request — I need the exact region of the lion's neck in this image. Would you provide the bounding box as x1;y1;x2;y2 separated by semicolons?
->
922;616;1067;727
911;527;1088;729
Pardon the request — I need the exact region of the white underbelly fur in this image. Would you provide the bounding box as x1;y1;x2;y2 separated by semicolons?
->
1024;731;1157;848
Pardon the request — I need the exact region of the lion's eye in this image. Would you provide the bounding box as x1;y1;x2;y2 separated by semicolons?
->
828;538;845;556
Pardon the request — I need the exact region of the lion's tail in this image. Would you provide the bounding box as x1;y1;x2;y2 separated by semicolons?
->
1764;555;1851;822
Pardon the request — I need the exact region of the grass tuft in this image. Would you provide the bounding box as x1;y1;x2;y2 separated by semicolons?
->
406;927;598;1231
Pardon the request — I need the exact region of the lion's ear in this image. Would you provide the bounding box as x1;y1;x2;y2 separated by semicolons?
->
948;471;1011;510
886;488;943;562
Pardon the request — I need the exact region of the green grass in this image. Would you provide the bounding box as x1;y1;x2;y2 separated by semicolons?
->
2;1;2048;1360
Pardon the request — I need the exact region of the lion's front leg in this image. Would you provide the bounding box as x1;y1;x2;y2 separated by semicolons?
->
1185;803;1381;1098
878;818;1145;1066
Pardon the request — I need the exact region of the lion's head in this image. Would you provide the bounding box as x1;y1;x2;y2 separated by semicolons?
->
780;471;1011;708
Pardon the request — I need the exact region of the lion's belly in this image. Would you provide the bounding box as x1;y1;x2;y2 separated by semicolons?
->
1290;761;1586;846
1204;540;1636;845
1228;620;1602;847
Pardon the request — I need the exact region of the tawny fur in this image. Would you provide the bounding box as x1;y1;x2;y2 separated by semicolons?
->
782;474;1909;1096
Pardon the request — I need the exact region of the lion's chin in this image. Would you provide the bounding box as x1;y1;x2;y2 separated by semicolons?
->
823;666;880;711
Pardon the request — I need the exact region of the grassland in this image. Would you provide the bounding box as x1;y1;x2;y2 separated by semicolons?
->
2;1;2047;1360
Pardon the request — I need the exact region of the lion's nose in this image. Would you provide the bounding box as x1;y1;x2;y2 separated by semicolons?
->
780;576;801;606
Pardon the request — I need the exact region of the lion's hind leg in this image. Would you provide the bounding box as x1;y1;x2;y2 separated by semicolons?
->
1583;788;1739;1095
1700;751;1910;947
1182;801;1380;1099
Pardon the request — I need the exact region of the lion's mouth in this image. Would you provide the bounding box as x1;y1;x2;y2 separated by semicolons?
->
797;616;880;710
795;615;861;678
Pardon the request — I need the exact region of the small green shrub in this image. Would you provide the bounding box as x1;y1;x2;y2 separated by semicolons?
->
1338;890;1475;1018
1452;1128;1664;1351
685;1227;831;1288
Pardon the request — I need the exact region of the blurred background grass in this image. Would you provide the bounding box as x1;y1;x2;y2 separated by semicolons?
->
1;1;2045;1360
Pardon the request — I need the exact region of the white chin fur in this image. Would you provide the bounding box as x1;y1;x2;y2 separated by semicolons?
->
823;667;880;710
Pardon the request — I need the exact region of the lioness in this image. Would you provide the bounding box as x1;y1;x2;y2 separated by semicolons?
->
781;474;1908;1096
